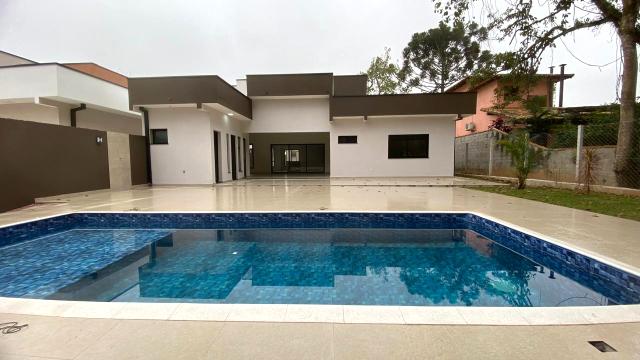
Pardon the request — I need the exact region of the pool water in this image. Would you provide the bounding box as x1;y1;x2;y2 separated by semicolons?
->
1;227;632;306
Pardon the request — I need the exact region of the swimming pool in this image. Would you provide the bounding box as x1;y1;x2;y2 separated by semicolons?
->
0;212;638;307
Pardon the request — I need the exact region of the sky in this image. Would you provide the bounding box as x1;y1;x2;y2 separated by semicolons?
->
0;0;632;106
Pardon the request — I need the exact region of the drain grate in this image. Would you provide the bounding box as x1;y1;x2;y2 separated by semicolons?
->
588;341;617;352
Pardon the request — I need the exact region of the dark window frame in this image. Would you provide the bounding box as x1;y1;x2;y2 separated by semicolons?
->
150;129;169;145
387;134;429;159
338;135;358;144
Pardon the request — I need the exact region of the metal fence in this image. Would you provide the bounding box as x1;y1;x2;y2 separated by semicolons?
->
455;123;640;190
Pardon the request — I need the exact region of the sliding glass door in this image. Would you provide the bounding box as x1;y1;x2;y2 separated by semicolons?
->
270;144;325;174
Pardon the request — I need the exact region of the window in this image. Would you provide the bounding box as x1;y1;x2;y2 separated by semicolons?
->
338;135;358;144
388;134;429;159
150;129;168;145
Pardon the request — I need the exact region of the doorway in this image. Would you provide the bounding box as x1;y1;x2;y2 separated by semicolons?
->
242;138;247;178
230;135;237;180
213;131;221;183
270;144;325;174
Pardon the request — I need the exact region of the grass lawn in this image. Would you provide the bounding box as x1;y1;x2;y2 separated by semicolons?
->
469;186;640;221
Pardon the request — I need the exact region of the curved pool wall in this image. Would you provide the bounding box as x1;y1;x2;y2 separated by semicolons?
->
0;211;638;306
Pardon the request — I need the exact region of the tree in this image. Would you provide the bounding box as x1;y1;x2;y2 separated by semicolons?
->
434;0;640;187
399;21;494;93
498;131;544;189
362;48;401;95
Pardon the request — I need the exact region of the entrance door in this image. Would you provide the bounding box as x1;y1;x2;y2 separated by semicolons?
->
270;144;325;174
213;131;221;183
230;135;237;180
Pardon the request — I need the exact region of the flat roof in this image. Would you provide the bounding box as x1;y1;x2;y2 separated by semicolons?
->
128;75;252;118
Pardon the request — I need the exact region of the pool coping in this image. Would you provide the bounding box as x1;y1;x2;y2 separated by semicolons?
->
1;210;639;326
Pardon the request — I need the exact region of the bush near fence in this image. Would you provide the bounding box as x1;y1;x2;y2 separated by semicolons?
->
455;104;640;189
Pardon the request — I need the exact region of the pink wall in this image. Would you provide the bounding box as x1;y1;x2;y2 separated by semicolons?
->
454;78;552;137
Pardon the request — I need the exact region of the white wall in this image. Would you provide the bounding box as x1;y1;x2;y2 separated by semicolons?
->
330;116;456;177
78;108;143;135
0;64;132;114
248;98;330;133
0;103;60;124
148;108;214;185
56;65;131;113
0;65;58;99
207;108;250;182
148;107;249;185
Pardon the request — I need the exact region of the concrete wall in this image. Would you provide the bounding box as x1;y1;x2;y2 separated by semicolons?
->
248;98;330;133
249;132;330;174
0;118;149;212
77;108;142;135
455;130;620;186
0;118;110;212
147;107;249;185
107;132;132;189
330;116;456;177
0;102;142;134
0;103;60;125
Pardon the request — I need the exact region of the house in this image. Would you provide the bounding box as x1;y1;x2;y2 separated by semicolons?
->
0;50;142;135
448;70;574;137
1;49;477;187
127;73;476;184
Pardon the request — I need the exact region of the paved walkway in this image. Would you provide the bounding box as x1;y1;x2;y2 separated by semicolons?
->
1;178;639;359
0;313;638;359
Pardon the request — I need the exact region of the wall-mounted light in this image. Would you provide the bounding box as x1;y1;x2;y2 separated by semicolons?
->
96;136;104;144
227;113;234;116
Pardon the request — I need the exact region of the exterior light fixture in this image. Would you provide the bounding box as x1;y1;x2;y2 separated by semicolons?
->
227;113;234;116
96;136;104;144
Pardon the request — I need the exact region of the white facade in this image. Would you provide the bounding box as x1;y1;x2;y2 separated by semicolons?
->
248;98;330;133
147;107;249;185
0;63;142;134
330;116;456;177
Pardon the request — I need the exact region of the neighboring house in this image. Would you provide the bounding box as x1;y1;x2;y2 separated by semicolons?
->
128;73;475;184
0;50;142;135
448;72;573;137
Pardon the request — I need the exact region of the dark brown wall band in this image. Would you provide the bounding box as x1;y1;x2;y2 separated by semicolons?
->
333;75;367;96
330;93;477;118
246;73;333;97
0;118;110;212
128;76;252;119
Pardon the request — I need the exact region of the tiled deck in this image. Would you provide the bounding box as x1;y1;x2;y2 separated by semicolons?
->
0;178;639;359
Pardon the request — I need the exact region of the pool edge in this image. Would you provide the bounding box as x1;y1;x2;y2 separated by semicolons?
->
1;210;639;325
